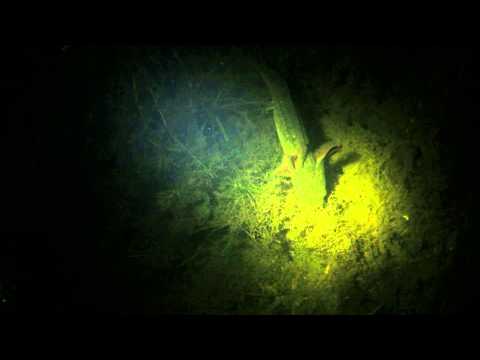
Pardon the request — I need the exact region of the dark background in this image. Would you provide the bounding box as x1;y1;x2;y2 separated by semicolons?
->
2;45;477;315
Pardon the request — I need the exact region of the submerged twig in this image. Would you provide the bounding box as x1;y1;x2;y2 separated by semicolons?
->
368;303;384;315
212;114;229;142
205;112;230;142
176;244;206;268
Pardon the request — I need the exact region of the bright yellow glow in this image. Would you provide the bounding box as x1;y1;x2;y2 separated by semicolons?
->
255;149;386;262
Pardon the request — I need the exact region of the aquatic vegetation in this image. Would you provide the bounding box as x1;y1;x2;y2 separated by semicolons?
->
98;48;452;314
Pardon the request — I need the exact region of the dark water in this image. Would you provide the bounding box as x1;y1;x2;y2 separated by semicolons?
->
4;45;476;314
